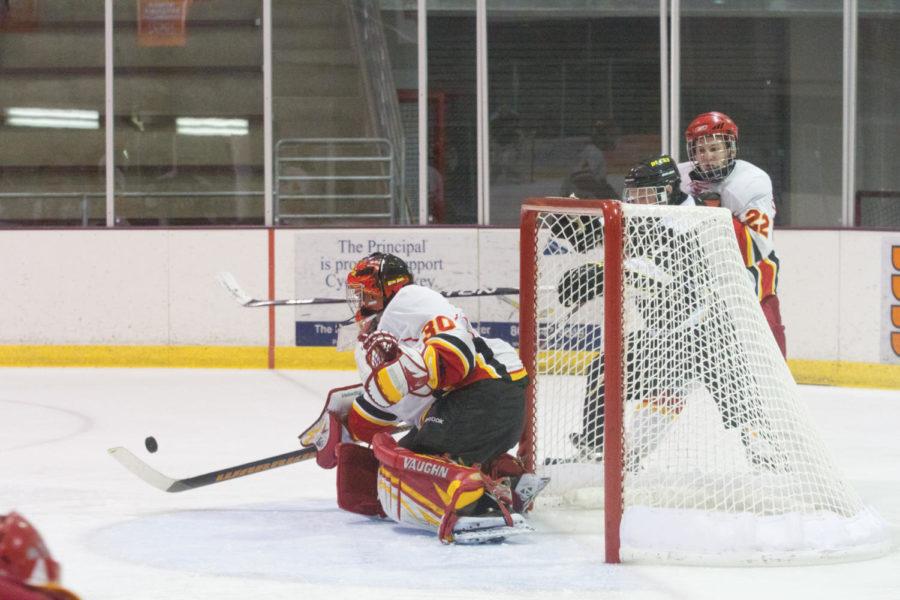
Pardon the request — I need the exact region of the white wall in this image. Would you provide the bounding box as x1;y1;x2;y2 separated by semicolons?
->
0;227;897;366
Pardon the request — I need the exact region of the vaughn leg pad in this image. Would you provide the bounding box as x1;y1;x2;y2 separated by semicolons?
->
371;432;534;544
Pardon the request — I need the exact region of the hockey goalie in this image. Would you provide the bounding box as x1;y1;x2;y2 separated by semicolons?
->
299;252;548;544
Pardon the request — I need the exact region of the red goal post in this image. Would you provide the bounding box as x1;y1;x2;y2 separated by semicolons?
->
518;197;889;565
519;198;625;562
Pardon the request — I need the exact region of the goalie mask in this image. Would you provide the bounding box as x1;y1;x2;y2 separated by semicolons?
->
685;111;738;181
345;252;413;322
622;154;684;205
0;512;61;585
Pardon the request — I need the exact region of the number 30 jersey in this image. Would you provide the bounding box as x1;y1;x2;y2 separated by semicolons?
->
349;284;526;439
678;159;780;300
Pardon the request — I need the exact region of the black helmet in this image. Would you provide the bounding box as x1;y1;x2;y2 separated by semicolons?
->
622;155;685;205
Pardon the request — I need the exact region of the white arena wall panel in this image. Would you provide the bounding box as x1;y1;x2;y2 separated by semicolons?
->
0;227;897;387
0;229;270;346
775;230;841;362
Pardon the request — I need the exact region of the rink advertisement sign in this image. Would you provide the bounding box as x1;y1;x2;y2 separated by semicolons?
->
884;239;900;363
293;230;520;347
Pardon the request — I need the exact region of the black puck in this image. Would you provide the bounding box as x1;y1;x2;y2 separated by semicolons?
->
144;436;158;453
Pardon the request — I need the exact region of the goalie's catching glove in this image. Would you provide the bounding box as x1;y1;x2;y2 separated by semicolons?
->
300;411;349;469
359;331;433;408
557;262;604;308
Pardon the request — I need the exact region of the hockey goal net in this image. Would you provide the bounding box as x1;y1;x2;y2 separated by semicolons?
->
518;198;888;564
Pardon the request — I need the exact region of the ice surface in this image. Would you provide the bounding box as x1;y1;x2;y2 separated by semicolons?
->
0;368;897;600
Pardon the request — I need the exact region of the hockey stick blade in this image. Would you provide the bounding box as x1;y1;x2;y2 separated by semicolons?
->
218;271;518;308
216;271;254;306
217;272;345;307
108;445;315;493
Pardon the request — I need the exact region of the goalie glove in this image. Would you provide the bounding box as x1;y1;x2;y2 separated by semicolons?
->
301;411;350;470
298;385;360;469
359;331;432;409
299;384;361;445
557;262;604;308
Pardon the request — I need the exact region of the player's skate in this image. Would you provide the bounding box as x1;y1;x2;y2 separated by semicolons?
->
512;472;551;512
452;512;533;544
740;426;785;472
450;489;535;544
542;432;601;465
569;431;604;462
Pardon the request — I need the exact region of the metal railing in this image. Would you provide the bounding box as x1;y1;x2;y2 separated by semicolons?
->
274;137;395;224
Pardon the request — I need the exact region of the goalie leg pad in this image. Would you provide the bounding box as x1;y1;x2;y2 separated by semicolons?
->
372;432;530;543
373;433;484;538
336;443;387;517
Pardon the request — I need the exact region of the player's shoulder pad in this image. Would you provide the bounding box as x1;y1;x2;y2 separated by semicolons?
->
732;160;773;188
389;284;450;311
380;284;459;337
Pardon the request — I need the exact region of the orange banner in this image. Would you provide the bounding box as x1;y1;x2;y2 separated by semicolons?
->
0;0;39;31
137;0;189;47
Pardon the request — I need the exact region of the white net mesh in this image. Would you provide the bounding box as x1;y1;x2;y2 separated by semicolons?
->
524;201;889;563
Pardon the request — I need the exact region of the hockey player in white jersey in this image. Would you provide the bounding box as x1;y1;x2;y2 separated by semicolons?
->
566;154;785;470
299;252;547;544
678;111;786;356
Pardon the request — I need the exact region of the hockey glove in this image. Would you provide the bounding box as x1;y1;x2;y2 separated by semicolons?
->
549;215;604;253
299;383;362;448
557;262;604;308
362;330;403;369
698;192;721;207
301;411;349;469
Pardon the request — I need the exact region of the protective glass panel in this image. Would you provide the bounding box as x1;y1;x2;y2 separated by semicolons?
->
487;3;662;226
113;0;264;226
681;2;842;226
855;3;900;229
0;1;106;226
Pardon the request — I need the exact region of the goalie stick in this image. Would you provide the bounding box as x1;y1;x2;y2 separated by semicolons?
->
107;445;317;493
217;271;518;308
109;424;412;493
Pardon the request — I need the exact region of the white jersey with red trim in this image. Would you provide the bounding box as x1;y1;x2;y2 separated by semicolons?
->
677;159;775;255
678;159;780;300
348;284;526;440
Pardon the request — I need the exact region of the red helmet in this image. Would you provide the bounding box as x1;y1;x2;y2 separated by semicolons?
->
684;111;739;181
345;252;413;322
0;512;61;584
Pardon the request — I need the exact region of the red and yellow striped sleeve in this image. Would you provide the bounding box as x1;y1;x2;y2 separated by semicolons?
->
347;396;399;444
423;332;476;390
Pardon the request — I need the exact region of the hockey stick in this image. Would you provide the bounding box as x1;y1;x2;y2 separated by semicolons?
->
108;424;413;493
217;271;518;308
107;445;317;493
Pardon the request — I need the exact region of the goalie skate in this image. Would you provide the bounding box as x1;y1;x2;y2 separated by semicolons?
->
513;473;551;512
452;513;534;544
